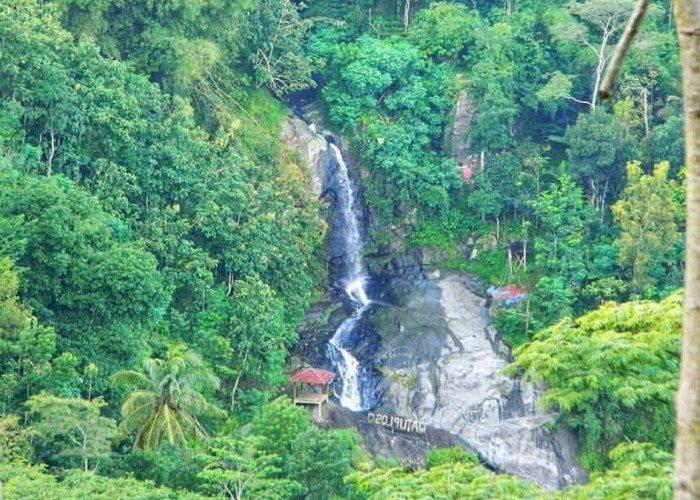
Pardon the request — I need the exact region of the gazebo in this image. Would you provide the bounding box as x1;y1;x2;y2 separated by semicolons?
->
290;367;336;418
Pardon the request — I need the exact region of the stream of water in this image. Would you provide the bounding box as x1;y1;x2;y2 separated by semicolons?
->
325;143;372;411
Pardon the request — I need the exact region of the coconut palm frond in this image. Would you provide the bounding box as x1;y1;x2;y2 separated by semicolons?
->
115;342;227;451
111;370;152;389
180;390;226;419
160;404;187;447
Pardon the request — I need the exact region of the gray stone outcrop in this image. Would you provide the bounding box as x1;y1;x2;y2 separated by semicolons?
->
281;115;328;197
371;271;587;488
283;105;586;489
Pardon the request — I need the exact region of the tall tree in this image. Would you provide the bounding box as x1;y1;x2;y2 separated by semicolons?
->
567;0;636;109
0;258;55;411
196;435;303;500
565;107;630;211
542;0;661;110
112;342;225;451
673;1;700;498
244;0;315;97
612;161;681;295
193;279;292;413
26;393;116;472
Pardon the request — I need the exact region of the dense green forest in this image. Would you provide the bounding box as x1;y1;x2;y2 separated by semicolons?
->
0;0;684;498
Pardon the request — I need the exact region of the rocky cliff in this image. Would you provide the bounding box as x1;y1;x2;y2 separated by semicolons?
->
282;113;586;489
281;115;328;197
369;269;586;488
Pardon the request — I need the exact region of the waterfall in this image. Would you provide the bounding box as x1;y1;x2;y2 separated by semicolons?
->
325;143;372;411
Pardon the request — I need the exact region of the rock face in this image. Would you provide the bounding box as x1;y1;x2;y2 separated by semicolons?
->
284;105;585;489
281;115;328;197
450;88;478;165
369;271;587;488
318;402;478;466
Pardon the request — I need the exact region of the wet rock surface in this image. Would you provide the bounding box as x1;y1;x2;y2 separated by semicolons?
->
294;267;586;488
284;108;586;489
367;270;586;488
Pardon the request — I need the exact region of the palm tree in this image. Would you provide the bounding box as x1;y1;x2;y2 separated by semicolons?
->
112;342;226;450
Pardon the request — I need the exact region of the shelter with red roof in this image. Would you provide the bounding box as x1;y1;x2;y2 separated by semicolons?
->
290;367;336;418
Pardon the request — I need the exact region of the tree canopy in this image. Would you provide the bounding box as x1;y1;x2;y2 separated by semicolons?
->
0;0;687;497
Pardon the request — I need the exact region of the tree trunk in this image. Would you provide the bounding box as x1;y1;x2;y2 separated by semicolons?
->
83;432;89;472
673;1;700;499
590;30;612;110
504;0;513;17
403;0;410;32
641;86;650;136
591;51;604;109
230;347;250;412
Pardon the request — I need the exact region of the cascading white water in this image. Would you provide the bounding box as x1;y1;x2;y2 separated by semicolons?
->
326;143;371;411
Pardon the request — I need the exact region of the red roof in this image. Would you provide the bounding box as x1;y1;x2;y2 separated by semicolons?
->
290;367;336;385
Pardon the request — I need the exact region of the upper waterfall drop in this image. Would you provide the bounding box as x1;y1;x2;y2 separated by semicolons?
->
329;143;364;279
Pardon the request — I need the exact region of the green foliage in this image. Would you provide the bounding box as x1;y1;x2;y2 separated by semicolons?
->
507;293;682;470
425;446;472;468
105;446;202;492
192;279;293;415
0;414;30;466
528;174;592;323
350;441;673;500
565;109;631;209
467;152;529;222
286;428;358;499
320;34;459;222
243;0;316;97
492;307;530;348
563;442;672;500
3;462;207;499
612;161;682;295
0;173;167;383
644;114;685;172
249;397;312;460
196;398;360;500
348;448;546;499
197;434;304;500
408;213;471;254
0;0;687;495
112;343;225;451
0;0;325;416
409;3;483;62
0;258;56;410
467;17;550;151
463;247;508;285
26;392;116;471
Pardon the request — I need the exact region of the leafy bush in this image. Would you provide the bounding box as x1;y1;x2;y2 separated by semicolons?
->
506;293;682;470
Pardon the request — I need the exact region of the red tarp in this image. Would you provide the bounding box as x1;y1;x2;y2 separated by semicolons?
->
487;284;527;305
461;163;474;181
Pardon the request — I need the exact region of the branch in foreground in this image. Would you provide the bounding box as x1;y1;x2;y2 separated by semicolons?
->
599;0;651;102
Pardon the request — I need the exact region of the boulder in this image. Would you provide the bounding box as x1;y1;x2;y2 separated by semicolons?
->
281;115;328;197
